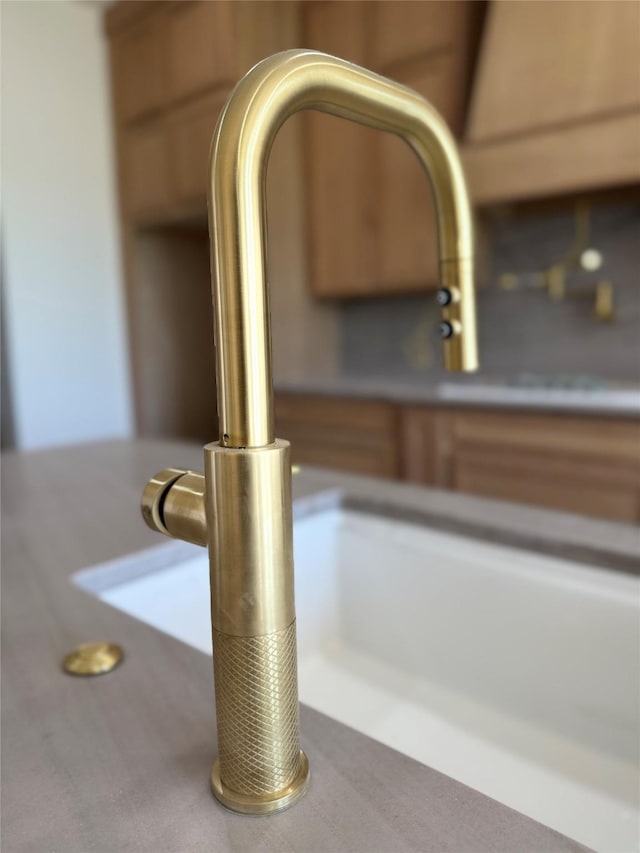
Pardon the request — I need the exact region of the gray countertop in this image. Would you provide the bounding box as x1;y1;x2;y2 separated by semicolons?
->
275;375;640;417
3;438;616;852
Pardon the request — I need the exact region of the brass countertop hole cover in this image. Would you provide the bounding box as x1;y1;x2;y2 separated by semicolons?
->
63;642;124;676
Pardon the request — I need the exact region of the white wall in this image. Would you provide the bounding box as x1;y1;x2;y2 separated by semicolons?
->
2;0;132;450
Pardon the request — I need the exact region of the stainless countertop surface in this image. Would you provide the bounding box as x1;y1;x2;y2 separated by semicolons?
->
3;438;620;852
275;375;640;417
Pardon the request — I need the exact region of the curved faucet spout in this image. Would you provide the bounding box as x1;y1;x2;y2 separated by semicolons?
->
209;49;478;449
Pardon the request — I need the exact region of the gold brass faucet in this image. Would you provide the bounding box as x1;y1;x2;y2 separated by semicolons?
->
140;50;478;816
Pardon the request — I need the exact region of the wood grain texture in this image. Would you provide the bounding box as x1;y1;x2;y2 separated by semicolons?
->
123;118;172;218
111;9;168;123
467;0;640;142
276;394;400;478
376;70;440;294
463;112;640;205
168;90;227;205
105;0;166;37
403;405;640;522
1;440;591;852
455;457;639;524
303;0;481;298
166;1;235;104
257;3;342;385
304;1;380;298
401;405;451;486
371;0;472;72
464;0;640;203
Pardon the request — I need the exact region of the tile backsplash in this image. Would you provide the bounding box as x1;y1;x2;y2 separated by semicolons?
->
342;202;640;383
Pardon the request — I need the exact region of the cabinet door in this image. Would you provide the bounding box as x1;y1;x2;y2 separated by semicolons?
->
450;410;640;522
374;1;481;293
468;0;640;142
402;405;640;522
401;406;451;486
166;1;235;103
169;91;227;206
454;452;640;523
304;0;480;297
372;0;482;137
371;1;470;72
112;13;167;122
124;119;172;218
376;65;443;293
304;1;380;297
275;394;399;478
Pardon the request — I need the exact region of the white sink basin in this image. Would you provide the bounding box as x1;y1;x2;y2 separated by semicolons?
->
75;506;640;851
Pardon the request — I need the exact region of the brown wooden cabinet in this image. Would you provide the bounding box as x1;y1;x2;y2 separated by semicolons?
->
402;405;640;523
463;0;640;203
303;0;482;298
109;1;302;222
107;1;325;439
304;2;379;298
272;393;640;522
123;119;172;218
275;394;400;478
111;10;167;122
168;90;227;206
166;1;235;103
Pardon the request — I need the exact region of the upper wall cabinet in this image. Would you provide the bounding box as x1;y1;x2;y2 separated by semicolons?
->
123;118;172;218
168;90;227;206
108;1;300;219
111;11;167;122
304;2;379;298
166;2;235;103
463;0;640;204
303;1;483;298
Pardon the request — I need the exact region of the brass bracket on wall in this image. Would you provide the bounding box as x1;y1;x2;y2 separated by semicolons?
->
497;202;615;322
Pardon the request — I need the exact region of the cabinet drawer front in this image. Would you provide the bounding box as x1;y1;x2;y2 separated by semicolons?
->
125;121;171;217
169;92;227;204
452;410;640;466
276;395;396;435
167;1;235;103
276;394;399;478
113;15;166;122
454;457;639;524
290;443;398;479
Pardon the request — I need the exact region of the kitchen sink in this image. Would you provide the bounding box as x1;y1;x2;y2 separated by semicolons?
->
74;504;639;851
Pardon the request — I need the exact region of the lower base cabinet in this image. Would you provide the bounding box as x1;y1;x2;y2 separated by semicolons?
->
277;393;640;523
275;394;399;479
405;406;640;523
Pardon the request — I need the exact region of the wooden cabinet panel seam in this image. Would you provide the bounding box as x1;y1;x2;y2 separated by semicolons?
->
168;90;228;205
303;0;481;297
450;411;640;463
454;462;639;524
275;393;400;479
464;0;640;202
467;0;640;143
455;448;640;489
402;403;640;521
166;1;236;105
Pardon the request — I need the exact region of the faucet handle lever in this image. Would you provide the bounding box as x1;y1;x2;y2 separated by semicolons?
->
141;463;301;548
141;468;208;547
